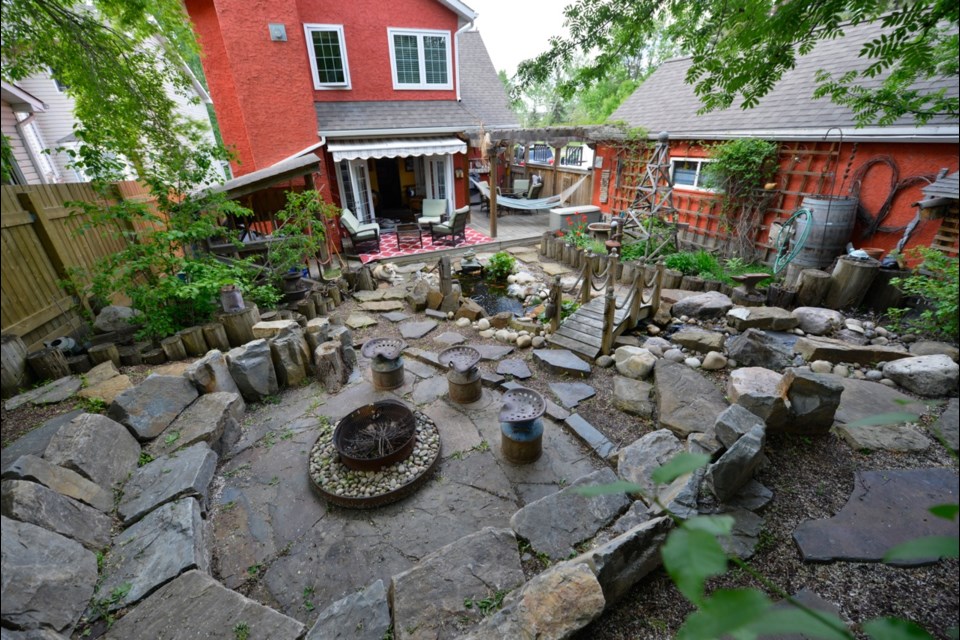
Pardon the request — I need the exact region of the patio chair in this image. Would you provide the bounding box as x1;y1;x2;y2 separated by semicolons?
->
503;179;529;198
525;181;543;199
430;206;468;246
339;208;380;253
417;198;447;227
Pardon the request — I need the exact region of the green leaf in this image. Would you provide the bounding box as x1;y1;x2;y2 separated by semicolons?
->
676;588;772;640
883;536;959;562
573;480;646;498
843;412;919;428
651;452;709;485
929;504;959;521
746;606;852;640
661;527;728;604
864;617;935;640
684;515;735;537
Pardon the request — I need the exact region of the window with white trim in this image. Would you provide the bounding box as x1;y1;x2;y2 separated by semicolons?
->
670;158;717;191
304;24;350;89
388;29;452;90
337;159;375;223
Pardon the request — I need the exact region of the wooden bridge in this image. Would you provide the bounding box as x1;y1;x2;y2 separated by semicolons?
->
545;257;663;361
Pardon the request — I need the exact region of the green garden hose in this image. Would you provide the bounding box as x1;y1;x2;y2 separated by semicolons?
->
773;208;813;275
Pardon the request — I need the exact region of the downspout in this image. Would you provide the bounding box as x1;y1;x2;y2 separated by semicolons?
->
454;19;475;102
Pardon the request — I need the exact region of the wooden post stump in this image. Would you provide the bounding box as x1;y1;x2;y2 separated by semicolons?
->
88;343;121;368
661;269;683;290
118;345;142;367
66;354;92;374
297;299;317;320
795;269;832;307
824;257;879;310
160;335;188;361
218;306;261;347
202;323;231;352
680;275;705;291
178;326;209;357
314;340;347;393
702;279;722;292
142;348;168;365
27;347;70;381
765;283;796;308
327;284;342;306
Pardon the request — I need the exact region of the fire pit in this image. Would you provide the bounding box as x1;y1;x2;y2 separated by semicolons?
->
362;337;407;390
309;400;441;508
438;346;482;404
499;387;546;464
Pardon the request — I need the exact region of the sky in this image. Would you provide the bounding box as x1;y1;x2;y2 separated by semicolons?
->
467;0;570;78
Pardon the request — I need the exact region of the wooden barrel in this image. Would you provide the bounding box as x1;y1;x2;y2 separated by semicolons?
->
791;196;858;270
1;333;29;398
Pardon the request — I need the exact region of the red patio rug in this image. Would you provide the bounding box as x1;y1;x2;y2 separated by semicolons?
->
357;227;494;264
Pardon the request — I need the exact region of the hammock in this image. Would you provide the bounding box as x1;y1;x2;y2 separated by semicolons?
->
471;175;588;211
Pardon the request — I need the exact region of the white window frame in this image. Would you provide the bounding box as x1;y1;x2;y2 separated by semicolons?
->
670;157;717;192
413;155;453;208
336;159;376;223
387;28;453;90
304;24;351;90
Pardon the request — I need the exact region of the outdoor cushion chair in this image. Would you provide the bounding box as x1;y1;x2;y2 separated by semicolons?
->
417;198;447;227
503;179;529;198
430;206;468;246
339;208;380;252
525;181;543;199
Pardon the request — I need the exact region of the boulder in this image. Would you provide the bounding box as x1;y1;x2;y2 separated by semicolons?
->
794;335;909;366
226;339;279;402
726;306;799;331
701;351;728;370
687;432;724;458
704;424;766;502
929;398;959;450
455;297;485;321
615;350;657;380
909;340;960;362
670;291;733;320
269;328;311;388
612;377;654;417
252;319;299;339
184;350;240;395
727;368;789;430
617;429;683;502
777;369;843;435
1;454;113;512
306;579;390;640
108;374;199;441
792;307;844;336
672;328;725;354
1;410;81;475
1;479;113;551
76;374;132;405
118;443;218;525
43;413;140;493
93;305;142;333
150;391;245;457
882;355;960;398
654;360;728;436
1;516;97;634
714;404;767;449
727;329;793;370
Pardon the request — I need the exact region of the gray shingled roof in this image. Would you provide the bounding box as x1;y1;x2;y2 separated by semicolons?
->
315;100;480;135
610;19;959;141
922;171;960;200
458;31;521;128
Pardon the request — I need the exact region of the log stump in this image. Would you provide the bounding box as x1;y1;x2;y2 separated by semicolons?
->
142;348;167;365
202;322;231;352
297;299;317;320
66;354;93;374
314;340;347;393
27;347;70;381
178;326;209;357
796;269;832;308
118;345;142;367
680;275;705;291
88;343;121;368
765;283;796;308
661;269;683;290
218;306;261;347
824;257;880;310
160;335;188;361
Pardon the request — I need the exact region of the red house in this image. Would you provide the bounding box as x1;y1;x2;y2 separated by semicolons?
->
185;0;517;223
591;19;959;265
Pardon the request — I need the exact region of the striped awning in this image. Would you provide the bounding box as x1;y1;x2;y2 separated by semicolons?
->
327;136;466;162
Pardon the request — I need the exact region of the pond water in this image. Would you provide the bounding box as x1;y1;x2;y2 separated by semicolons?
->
457;273;525;316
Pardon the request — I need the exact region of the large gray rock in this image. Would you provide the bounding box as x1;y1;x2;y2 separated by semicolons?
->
184;350;240;395
270;328;312;388
399;320;438;340
1;516;97;634
717;507;764;560
150;391;244;458
510;469;630;560
617;429;683;503
727;328;793;370
614;346;657;379
43;413;140;493
612;377;654;417
794;335;909;366
792;307;844;335
882;355;960;397
652;468;705;521
93;305;142;333
103;570;304;640
834;422;932;452
99;498;207;612
834;377;928;427
714;404;767;449
533;349;591;377
1;479;112;551
1;410;81;474
672;328;725;354
118;443;217;525
777;369;844;435
909;340;960;362
108;374;199;441
671;291;733;320
1;455;113;512
306;579;390;640
4;376;82;411
226;339;279;402
929;398;959;450
0;629;68;639
654;360;728;436
461;562;605;640
391;527;524;640
705;424;766;502
726;306;798;331
727;367;789;430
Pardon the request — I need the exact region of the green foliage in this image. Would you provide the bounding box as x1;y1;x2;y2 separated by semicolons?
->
486;251;516;283
561;213;592;248
889;248;959;341
233;622;250;640
137;452;154;467
664;251;722;277
463;590;507;616
77;397;108;414
516;1;958;127
703;138;779;217
264;190;339;288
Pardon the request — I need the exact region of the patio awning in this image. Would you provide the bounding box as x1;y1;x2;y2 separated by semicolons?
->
327;136;466;162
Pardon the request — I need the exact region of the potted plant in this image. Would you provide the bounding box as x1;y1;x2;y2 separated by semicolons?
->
265;190;339;293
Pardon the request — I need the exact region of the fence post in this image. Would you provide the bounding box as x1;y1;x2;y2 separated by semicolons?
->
651;262;665;312
550;275;562;333
579;254;593;306
601;283;616;356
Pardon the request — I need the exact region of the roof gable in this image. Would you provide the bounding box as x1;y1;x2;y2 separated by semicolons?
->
458;31;521;128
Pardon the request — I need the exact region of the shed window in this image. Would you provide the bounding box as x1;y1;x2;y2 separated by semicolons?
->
388;29;452;90
304;24;350;89
671;158;716;190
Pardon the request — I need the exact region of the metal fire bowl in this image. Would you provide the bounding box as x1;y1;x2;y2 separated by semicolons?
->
361;337;407;361
438;346;481;374
333;400;416;471
500;387;546;423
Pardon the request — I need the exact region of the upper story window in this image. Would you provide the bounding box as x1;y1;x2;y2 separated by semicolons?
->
388;28;452;90
304;24;350;89
671;158;717;191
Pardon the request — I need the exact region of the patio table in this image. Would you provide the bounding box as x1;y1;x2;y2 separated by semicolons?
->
395;223;422;248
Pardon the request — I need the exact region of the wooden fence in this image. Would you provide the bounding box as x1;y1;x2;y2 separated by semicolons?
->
1;181;151;350
511;164;594;206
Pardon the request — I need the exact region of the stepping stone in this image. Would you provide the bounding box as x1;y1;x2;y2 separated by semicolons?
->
307;579;390;640
513;252;540;263
541;262;572;276
481;371;505;387
405;347;440;366
613;377;653;417
793;468;959;565
425;309;447;320
118;442;218;525
99;498;208;612
0;516;97;635
4;376;82;411
359;300;405;313
77;374;133;405
533;349;591;377
402;358;437;379
411;376;449;406
510;469;630;560
394;262;426;274
497;359;532;379
549;382;595;408
834;422;931;452
400;320;438;339
433;331;466;346
391;527;524;640
474;344;515;361
44;413;141;493
654;360;728;437
108;374;199;442
793;335;909;366
1;479;113;551
353;290;385;302
103;570;304;640
617;429;683;502
564;414;617;460
382;311;411;322
834;377;930;426
1;409;82;474
726;306;798;331
2;454;113;512
149;392;244;458
382;287;408;301
929;398;959;450
345;313;378;329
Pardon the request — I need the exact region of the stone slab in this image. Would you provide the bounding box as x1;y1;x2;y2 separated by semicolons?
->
1;410;81;474
107;374;199;441
76;374;133;404
726;306;798;331
533;348;591;377
149;391;244;458
564;413;618;460
359;300;405;313
43;413;141;493
345;313;379;329
103;570;304;640
834;422;932;452
399;320;438;340
118;442;218;524
929;398;959;450
307;578;390;640
383;311;411;322
1;454;113;512
834;377;931;427
1;479;112;551
793;468;959;565
549;381;596;408
496;359;532;379
4;377;81;411
794;335;910;365
541;262;572;276
654;360;728;436
474;344;515;361
433;331;466;346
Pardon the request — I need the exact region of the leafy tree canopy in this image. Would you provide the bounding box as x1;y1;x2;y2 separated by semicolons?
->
516;0;959;126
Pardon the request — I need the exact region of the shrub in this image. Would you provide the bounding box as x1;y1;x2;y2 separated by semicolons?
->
889;248;959;340
486;251;516;283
